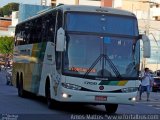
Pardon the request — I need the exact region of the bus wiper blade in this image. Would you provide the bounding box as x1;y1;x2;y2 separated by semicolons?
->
83;55;102;78
83;54;121;78
103;54;121;78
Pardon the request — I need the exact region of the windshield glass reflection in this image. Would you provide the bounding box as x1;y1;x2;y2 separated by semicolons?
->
63;34;140;79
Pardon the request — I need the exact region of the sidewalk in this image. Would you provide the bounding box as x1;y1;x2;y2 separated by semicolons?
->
0;71;7;85
136;90;160;102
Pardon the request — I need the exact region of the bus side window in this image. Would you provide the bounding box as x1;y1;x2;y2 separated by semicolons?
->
35;18;42;43
16;31;24;45
15;28;19;46
32;20;37;43
23;22;31;44
33;17;42;43
15;35;18;46
29;20;40;44
41;21;47;42
47;13;56;42
15;26;24;46
56;52;61;71
42;13;56;43
56;10;63;31
55;10;63;71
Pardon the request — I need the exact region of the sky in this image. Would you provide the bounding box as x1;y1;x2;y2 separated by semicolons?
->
0;0;40;7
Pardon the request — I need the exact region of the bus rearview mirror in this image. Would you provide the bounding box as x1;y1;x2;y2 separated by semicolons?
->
140;34;151;58
56;27;66;52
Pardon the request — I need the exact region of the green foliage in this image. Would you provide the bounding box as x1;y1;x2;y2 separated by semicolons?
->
0;3;19;17
0;8;3;16
0;36;14;56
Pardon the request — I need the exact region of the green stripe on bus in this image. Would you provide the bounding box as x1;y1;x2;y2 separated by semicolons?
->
99;80;128;86
31;42;47;93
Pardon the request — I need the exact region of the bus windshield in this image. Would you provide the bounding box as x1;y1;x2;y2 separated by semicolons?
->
63;12;140;79
63;34;140;79
66;12;138;36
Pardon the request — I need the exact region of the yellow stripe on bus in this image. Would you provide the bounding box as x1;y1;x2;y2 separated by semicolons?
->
118;80;128;86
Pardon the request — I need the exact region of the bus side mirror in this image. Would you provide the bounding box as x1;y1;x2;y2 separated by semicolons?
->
56;27;66;52
140;34;151;58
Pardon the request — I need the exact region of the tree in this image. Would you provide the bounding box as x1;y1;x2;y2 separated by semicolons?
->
0;8;3;17
1;3;19;17
0;36;14;66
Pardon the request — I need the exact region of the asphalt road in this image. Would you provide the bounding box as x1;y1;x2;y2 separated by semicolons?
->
0;71;160;120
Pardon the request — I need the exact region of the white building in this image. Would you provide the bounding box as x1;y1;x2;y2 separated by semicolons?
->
41;0;56;6
8;11;19;36
56;0;101;6
0;17;12;36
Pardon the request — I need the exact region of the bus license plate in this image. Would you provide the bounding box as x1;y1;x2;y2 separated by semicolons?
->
95;96;107;101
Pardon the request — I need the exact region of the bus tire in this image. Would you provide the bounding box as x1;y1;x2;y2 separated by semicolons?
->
16;73;19;88
45;79;54;109
18;74;25;97
105;104;118;114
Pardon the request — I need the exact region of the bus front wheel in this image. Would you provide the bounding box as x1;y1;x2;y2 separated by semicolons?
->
45;80;55;109
18;79;25;97
46;89;53;109
104;104;118;114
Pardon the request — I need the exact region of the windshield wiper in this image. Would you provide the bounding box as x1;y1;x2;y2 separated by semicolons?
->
83;54;121;78
103;54;121;78
83;55;102;78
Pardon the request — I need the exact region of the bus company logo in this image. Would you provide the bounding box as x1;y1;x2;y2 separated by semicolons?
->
99;85;104;90
84;81;97;85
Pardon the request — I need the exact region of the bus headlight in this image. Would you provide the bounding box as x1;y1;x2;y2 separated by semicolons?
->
121;87;138;93
62;83;82;90
62;93;69;98
129;97;136;101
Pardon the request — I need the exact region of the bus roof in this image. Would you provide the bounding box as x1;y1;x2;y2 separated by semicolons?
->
59;5;135;17
18;5;136;25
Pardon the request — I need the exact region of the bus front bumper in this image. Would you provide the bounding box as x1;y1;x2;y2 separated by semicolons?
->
56;87;138;105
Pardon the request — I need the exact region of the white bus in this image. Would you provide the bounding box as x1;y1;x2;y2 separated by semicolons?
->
13;5;150;113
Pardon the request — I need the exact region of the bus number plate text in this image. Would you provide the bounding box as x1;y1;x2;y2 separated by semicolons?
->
95;96;107;101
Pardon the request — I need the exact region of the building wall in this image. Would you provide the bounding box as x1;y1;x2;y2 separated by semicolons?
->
18;4;49;22
56;0;76;5
124;2;160;72
122;1;152;20
42;0;57;6
151;7;160;20
51;0;56;6
0;18;11;31
11;11;19;26
0;17;11;36
101;0;122;8
7;11;19;36
138;20;160;71
101;0;113;7
151;7;160;17
56;0;100;6
0;30;12;36
150;0;160;20
79;0;100;6
120;0;160;21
